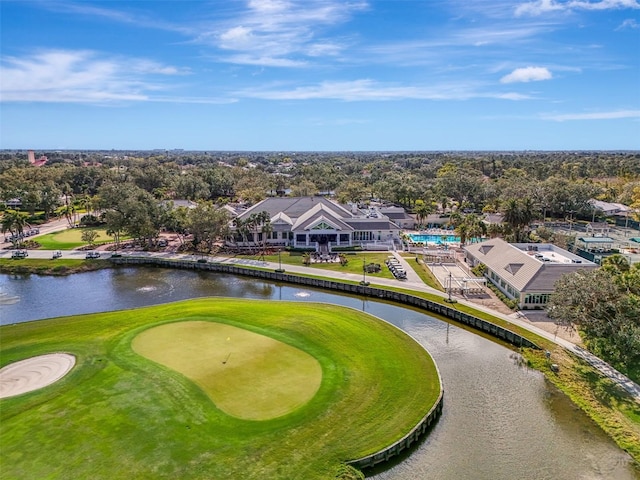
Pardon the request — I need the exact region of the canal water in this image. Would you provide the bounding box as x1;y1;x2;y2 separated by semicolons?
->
1;267;637;479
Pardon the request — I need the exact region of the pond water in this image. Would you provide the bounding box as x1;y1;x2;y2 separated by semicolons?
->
0;267;637;479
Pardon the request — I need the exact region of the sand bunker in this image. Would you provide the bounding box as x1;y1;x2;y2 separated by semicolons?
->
0;353;76;399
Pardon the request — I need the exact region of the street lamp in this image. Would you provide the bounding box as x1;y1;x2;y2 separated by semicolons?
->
275;247;285;273
360;255;369;286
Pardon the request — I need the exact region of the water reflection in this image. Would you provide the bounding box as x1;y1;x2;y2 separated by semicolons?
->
1;268;637;479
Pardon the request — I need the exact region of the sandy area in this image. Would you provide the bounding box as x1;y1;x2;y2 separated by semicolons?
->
0;353;76;399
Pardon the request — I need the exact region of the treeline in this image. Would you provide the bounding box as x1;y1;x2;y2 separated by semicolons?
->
1;151;639;215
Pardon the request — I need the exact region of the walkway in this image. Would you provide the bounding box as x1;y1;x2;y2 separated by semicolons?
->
2;246;638;402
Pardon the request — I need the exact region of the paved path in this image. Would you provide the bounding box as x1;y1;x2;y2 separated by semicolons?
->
2;245;639;402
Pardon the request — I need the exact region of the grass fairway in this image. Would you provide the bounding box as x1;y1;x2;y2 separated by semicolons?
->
35;227;126;249
132;321;322;420
0;298;440;480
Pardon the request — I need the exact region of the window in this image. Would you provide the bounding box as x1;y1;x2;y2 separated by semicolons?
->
353;231;373;241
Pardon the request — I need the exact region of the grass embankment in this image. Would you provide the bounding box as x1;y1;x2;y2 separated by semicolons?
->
0;258;109;275
524;347;640;466
35;228;125;250
0;298;440;480
399;253;444;290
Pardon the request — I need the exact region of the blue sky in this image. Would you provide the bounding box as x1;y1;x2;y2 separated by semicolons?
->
1;0;639;151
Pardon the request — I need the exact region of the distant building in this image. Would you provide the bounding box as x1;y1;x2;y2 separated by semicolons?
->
27;150;48;167
162;199;198;210
378;206;415;229
464;238;597;309
588;199;631;216
3;198;22;208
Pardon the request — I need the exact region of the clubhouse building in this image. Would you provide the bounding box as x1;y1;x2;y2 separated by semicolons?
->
464;238;597;310
228;196;403;251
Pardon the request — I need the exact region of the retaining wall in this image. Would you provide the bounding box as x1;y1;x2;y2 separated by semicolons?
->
347;390;444;470
110;256;540;350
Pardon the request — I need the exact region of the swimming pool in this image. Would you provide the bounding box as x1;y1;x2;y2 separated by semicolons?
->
408;234;460;244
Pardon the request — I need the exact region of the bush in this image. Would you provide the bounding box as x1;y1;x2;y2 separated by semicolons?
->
485;282;518;310
80;214;103;227
471;263;487;277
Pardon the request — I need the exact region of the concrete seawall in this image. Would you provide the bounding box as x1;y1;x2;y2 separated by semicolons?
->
347;389;444;470
110;256;540;351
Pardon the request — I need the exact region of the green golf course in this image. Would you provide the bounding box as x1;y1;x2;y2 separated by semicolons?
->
0;298;441;480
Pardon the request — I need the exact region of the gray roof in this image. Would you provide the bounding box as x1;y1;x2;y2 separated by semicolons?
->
579;237;614;244
292;203;353;231
345;218;401;231
239;196;352;221
465;238;596;293
379;207;412;220
237;196;401;232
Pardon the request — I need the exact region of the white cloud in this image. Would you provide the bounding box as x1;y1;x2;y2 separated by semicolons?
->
202;0;368;66
248;0;291;12
500;66;553;83
235;79;530;101
0;50;187;103
542;109;640;120
516;0;640;16
616;18;639;29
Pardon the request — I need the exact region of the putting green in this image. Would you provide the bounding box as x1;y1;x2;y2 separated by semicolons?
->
132;321;322;420
0;298;441;479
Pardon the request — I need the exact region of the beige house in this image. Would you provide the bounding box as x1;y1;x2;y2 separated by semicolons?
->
464;238;597;309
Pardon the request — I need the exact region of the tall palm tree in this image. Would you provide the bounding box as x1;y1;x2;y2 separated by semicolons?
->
503;197;536;242
233;217;249;246
463;214;486;244
414;202;433;229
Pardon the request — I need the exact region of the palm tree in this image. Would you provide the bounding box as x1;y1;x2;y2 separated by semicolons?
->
414;202;433;229
502;197;537;242
1;210;29;247
455;222;470;245
463;214;486;244
454;214;486;246
56;204;76;228
260;218;273;259
233;217;249;247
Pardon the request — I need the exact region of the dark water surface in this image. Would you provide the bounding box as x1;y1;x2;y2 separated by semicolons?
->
1;267;637;479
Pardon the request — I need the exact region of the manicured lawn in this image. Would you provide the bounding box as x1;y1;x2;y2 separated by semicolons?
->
35;228;126;250
398;253;444;290
240;251;398;279
0;298;441;480
0;258;109;275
